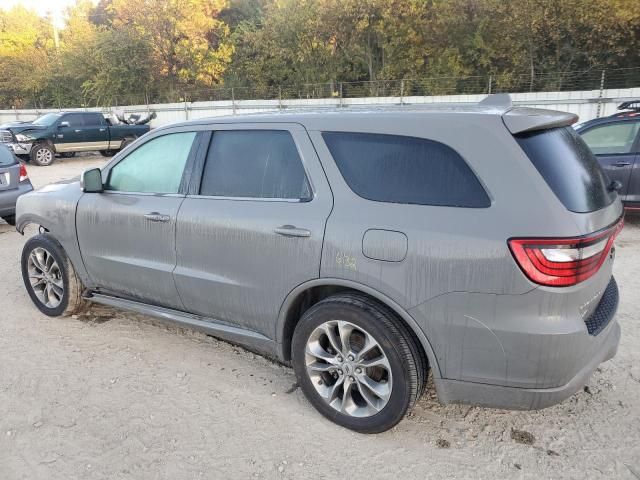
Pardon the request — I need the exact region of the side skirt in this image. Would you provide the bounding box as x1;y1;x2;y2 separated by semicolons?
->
86;293;279;358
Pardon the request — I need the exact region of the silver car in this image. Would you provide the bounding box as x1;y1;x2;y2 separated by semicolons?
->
16;95;623;433
0;145;32;225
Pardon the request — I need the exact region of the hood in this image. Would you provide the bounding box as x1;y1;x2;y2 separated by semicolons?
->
0;121;32;129
4;124;47;135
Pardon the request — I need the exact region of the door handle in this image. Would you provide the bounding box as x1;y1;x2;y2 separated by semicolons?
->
274;225;311;238
99;128;106;132
74;129;83;133
613;161;631;167
144;212;171;223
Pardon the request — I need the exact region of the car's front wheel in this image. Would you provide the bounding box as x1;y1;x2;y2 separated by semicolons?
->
292;293;426;433
21;234;87;317
30;143;55;166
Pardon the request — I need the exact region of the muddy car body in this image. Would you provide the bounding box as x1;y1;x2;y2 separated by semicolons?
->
16;95;622;432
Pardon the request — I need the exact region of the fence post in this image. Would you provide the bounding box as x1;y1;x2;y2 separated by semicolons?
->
183;93;189;121
231;87;236;115
400;79;404;105
596;70;606;118
278;86;282;110
488;75;493;94
339;82;343;108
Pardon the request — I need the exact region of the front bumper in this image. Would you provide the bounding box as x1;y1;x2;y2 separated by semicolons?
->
2;142;32;155
0;181;34;216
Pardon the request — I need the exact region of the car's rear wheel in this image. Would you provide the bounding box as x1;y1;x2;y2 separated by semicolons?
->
2;215;15;226
21;234;87;317
30;144;55;166
292;293;426;433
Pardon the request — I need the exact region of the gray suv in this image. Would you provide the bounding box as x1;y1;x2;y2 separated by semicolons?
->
16;95;623;433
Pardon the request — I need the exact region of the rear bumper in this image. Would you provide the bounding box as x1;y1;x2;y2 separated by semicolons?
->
0;181;34;216
434;320;619;409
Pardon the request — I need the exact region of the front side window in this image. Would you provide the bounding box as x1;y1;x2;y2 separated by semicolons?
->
107;132;196;194
200;130;311;200
581;122;640;155
322;132;490;208
60;114;84;127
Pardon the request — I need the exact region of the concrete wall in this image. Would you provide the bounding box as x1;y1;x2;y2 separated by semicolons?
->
1;87;638;128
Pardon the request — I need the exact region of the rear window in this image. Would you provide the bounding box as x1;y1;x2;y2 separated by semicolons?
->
0;145;16;166
322;132;490;208
515;127;616;213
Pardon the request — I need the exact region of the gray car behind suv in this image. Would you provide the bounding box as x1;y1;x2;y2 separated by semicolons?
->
0;145;32;225
16;95;622;433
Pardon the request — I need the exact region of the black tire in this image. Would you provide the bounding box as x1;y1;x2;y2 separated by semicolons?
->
292;293;427;433
2;215;15;226
30;143;55;166
59;152;76;158
120;138;135;150
99;150;116;157
21;234;88;317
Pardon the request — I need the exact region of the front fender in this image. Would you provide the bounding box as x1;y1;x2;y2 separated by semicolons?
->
16;185;91;287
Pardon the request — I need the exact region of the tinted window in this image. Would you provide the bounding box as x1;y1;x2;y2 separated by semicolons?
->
200;130;311;200
515;127;615;213
60;114;83;127
322;132;490;208
581;122;640;154
107;132;196;193
82;113;104;126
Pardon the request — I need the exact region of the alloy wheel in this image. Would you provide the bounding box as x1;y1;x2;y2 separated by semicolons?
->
27;247;64;309
305;320;393;417
36;148;53;165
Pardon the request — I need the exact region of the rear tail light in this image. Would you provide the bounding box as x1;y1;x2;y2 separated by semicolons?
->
19;163;28;183
508;218;624;287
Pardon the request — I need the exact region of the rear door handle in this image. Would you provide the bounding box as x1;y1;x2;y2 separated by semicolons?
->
99;128;106;132
274;225;311;238
74;129;83;133
613;161;631;167
144;212;171;223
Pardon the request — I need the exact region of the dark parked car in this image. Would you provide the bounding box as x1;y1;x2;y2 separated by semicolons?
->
575;101;640;210
0;111;150;166
16;95;622;433
0;145;32;225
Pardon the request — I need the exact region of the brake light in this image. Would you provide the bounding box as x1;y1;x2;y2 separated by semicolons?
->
508;218;624;287
19;163;28;182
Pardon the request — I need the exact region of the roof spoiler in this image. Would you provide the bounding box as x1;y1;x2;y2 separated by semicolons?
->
479;94;578;134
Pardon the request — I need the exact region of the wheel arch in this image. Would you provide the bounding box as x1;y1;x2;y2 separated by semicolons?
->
275;278;442;379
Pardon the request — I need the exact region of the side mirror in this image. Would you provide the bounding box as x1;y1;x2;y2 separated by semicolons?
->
81;168;103;193
58;121;70;128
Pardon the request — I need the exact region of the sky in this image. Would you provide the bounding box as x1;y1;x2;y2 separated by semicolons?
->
1;0;96;27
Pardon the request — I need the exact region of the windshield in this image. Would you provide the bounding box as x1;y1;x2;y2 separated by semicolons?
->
32;113;63;126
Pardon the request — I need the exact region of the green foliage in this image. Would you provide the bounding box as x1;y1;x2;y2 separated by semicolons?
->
0;0;638;108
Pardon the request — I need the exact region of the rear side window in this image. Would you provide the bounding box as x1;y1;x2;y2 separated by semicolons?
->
322;132;490;208
200;130;311;200
515;127;615;213
82;113;105;126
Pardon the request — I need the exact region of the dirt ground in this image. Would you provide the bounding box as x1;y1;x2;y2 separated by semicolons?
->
1;155;639;480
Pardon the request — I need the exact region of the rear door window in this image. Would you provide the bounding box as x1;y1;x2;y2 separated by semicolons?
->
515;127;616;213
200;130;312;200
580;122;640;155
322;132;490;208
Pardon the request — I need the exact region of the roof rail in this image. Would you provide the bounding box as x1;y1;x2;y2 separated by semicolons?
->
617;100;640;112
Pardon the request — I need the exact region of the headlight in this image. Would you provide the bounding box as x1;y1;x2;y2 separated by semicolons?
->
15;134;33;142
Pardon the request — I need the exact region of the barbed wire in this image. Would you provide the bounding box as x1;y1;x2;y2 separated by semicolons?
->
2;67;638;110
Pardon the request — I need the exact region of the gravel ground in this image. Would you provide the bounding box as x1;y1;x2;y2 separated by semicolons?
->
1;155;639;480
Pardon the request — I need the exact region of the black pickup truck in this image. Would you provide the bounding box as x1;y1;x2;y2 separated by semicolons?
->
0;111;150;166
